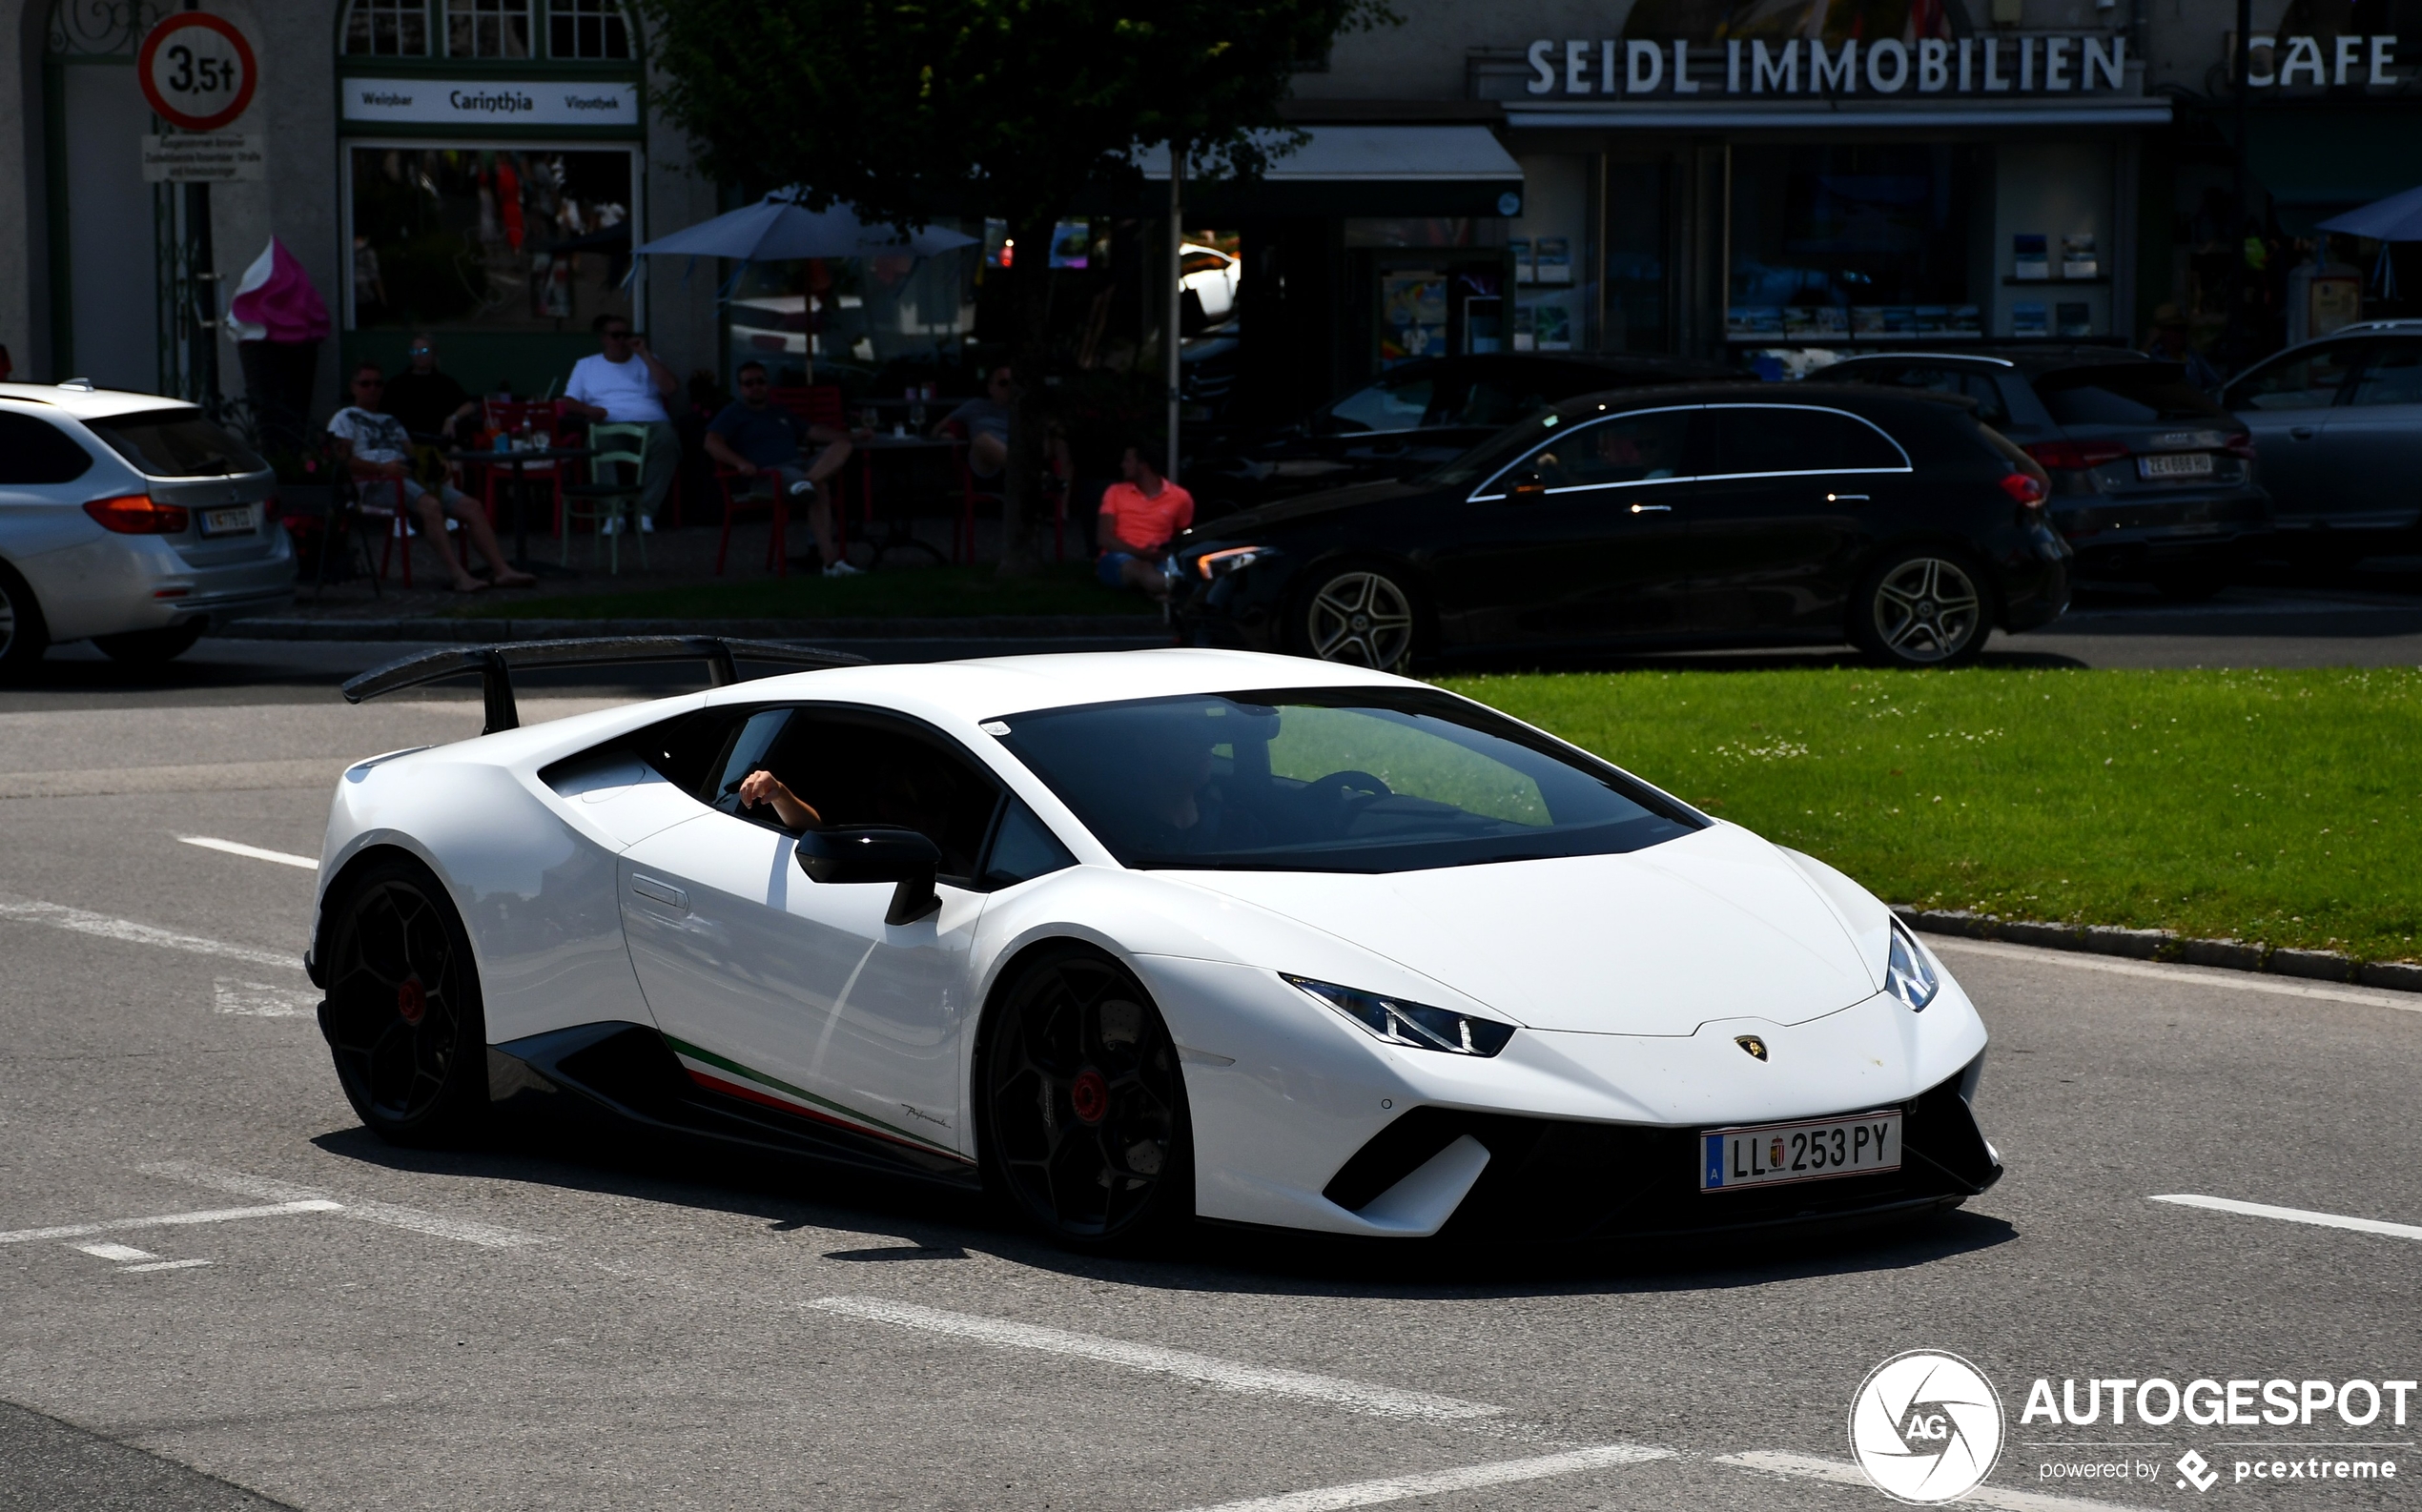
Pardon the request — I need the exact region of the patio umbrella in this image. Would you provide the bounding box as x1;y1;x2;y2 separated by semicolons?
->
633;192;976;261
2315;184;2422;241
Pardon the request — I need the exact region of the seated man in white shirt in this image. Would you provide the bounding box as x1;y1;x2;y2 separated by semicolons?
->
561;314;681;530
328;363;533;593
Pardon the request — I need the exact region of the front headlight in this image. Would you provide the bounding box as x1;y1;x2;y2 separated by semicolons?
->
1196;544;1279;579
1884;919;1940;1011
1283;974;1516;1056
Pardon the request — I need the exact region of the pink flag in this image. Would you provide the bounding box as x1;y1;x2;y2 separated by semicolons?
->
224;237;331;345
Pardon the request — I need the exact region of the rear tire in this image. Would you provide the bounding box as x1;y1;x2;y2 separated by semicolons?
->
1851;548;1994;668
0;563;50;682
978;946;1193;1251
318;855;489;1145
1289;560;1421;673
92;623;205;664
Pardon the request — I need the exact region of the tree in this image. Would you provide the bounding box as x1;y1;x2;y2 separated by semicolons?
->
638;0;1392;575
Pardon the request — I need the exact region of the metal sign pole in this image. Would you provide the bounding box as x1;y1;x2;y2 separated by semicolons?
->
1166;138;1183;484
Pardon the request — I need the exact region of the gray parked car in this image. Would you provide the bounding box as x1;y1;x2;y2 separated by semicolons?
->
0;380;292;675
2222;319;2422;556
1820;349;2268;598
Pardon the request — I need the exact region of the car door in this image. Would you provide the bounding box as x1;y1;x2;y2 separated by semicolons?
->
2225;341;2361;522
0;409;106;563
1688;403;1909;635
616;705;1003;1159
1426;405;1702;646
2317;339;2422;530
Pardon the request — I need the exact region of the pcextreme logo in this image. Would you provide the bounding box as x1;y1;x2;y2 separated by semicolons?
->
1849;1350;2005;1503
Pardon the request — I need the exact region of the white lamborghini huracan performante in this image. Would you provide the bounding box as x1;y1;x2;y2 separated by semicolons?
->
310;641;2000;1249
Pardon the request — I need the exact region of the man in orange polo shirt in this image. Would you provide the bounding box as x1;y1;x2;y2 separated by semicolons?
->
1095;444;1194;603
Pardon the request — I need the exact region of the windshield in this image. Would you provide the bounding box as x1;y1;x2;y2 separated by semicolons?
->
1416;410;1571;489
84;411;265;477
2036;364;2227;427
992;687;1703;873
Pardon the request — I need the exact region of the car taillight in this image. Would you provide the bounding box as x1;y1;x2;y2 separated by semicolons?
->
1998;470;2048;508
82;494;190;534
2022;439;2130;471
2223;433;2258;460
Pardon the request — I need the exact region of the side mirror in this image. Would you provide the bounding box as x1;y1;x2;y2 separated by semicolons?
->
795;826;943;926
1508;472;1548;500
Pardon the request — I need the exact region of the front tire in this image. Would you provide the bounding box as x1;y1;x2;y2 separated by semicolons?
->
1851;548;1993;668
318;856;489;1145
979;946;1193;1249
1291;561;1420;672
0;563;51;682
92;623;204;664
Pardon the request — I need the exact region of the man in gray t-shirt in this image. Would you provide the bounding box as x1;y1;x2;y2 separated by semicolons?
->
934;364;1068;483
328;362;532;593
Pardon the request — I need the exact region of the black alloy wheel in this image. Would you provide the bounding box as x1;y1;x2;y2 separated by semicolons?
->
0;564;49;681
92;623;205;664
319;857;488;1144
981;947;1192;1248
1296;562;1418;672
1852;549;1992;668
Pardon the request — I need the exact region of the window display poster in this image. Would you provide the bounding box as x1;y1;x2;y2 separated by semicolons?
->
2013;234;2050;281
1531;299;1573;350
1379;269;1447;365
1510;237;1533;284
2056;301;2092;337
2012;301;2049;337
1535;236;1573;285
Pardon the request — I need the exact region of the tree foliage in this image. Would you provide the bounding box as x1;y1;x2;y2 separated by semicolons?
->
636;0;1392;573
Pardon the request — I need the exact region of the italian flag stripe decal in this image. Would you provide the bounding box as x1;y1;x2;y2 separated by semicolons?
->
662;1034;967;1161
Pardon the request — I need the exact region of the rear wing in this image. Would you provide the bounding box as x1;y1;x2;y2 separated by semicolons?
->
340;636;869;734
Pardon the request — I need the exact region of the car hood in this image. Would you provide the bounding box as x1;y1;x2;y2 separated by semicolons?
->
1159;823;1880;1036
1201;478;1428;536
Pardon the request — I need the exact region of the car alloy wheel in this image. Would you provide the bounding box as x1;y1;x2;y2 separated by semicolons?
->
1868;555;1984;665
320;862;486;1142
0;566;49;680
983;949;1190;1246
1305;569;1415;670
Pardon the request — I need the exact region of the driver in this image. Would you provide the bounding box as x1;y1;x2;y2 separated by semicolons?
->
738;768;821;831
1123;717;1265;855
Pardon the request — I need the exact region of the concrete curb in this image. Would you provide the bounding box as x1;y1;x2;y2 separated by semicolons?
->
1893;907;2422;995
218;615;1169;643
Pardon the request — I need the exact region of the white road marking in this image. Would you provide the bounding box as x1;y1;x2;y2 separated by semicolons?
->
72;1242;158;1263
177;835;318;870
138;1162;553;1249
1716;1450;2163;1512
807;1296;1502;1421
1926;937;2419;1012
0;895;299;973
0;1200;340;1245
214;978;319;1017
2150;1193;2422;1242
1166;1445;1673;1512
117;1258;214;1274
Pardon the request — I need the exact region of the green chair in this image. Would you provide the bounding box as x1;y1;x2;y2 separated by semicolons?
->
560;423;650;573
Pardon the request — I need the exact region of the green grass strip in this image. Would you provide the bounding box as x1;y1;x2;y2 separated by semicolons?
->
663;1033;955;1155
1439;666;2422;966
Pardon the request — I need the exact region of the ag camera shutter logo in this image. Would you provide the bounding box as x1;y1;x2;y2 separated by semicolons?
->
1848;1350;2005;1503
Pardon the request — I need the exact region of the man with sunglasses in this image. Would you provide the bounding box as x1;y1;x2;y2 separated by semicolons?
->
564;314;680;531
704;360;865;576
329;361;534;593
384;333;480;443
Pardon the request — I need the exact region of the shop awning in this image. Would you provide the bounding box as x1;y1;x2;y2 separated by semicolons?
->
2242;110;2422;233
1126;126;1525;217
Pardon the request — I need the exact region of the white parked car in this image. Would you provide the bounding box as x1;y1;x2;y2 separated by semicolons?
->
0;380;292;673
1182;243;1239;325
316;642;2000;1250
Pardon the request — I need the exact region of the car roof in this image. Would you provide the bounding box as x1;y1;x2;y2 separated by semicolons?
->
0;382;202;420
1546;380;1964;418
1825;347;2159;378
703;647;1410;724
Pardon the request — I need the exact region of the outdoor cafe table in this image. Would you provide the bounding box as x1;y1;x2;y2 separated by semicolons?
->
848;434;964;566
448;446;592;576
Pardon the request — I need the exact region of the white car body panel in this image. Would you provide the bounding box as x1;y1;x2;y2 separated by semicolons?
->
313;648;1994;1240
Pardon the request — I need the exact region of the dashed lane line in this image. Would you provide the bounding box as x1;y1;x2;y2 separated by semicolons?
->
0;1200;340;1245
1715;1450;2163;1512
807;1295;1503;1422
176;835;318;870
0;895;299;973
2150;1193;2422;1242
138;1161;554;1250
71;1242;161;1263
1926;937;2419;1013
1166;1445;1674;1512
116;1258;215;1274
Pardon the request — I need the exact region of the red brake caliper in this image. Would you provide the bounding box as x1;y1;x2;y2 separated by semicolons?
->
396;976;427;1027
1069;1068;1108;1124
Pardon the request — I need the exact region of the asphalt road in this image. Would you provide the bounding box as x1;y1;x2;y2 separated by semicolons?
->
1;682;2418;1511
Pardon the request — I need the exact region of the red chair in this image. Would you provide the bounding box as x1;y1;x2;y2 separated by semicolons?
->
351;475;457;589
477;399;569;531
944;421;1066;565
714;384;852;574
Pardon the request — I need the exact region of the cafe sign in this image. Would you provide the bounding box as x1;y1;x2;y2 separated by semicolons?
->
341;77;639;127
1521;35;2154;95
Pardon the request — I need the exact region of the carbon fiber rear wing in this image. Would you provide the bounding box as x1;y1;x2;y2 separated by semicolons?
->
339;636;869;734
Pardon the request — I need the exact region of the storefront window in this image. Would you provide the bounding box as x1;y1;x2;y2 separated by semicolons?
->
344;0;429;55
347;145;634;331
1603;159;1669;354
1728;145;1983;342
446;0;530;58
342;0;621;57
547;0;628;58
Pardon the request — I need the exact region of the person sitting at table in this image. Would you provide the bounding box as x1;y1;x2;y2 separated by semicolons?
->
562;314;680;532
1095;442;1194;603
934;364;1069;482
328;361;535;593
383;333;481;443
703;360;865;577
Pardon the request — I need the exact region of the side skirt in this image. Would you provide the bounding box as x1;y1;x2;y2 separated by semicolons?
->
487;1022;983;1192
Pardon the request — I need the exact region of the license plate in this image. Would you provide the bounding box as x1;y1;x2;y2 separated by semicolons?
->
1701;1111;1901;1192
2139;452;2214;480
198;503;258;537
